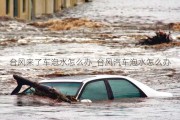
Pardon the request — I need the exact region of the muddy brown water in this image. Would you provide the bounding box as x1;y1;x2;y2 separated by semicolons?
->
0;0;180;120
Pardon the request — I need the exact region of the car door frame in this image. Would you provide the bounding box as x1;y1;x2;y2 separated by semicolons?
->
106;78;147;99
77;79;114;100
77;77;147;100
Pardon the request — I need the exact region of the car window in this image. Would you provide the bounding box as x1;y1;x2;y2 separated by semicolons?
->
80;80;108;101
24;87;35;95
40;82;81;96
108;79;141;98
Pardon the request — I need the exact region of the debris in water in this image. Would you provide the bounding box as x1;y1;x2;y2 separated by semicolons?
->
28;18;105;31
11;75;77;103
139;30;173;45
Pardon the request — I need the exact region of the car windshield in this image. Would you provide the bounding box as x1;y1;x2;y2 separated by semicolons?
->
40;82;82;96
24;82;82;96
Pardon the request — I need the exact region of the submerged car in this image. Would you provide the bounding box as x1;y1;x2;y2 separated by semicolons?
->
23;75;173;102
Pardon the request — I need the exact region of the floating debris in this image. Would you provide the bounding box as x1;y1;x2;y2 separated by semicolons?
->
11;75;76;103
139;30;173;45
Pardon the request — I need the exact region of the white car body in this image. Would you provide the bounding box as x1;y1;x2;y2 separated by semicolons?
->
39;75;173;100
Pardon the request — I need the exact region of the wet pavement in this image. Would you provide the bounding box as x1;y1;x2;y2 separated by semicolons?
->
0;0;180;120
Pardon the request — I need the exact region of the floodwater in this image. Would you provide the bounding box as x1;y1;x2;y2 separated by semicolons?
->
0;0;180;120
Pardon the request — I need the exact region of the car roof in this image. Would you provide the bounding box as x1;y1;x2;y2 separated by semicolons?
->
39;75;130;83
